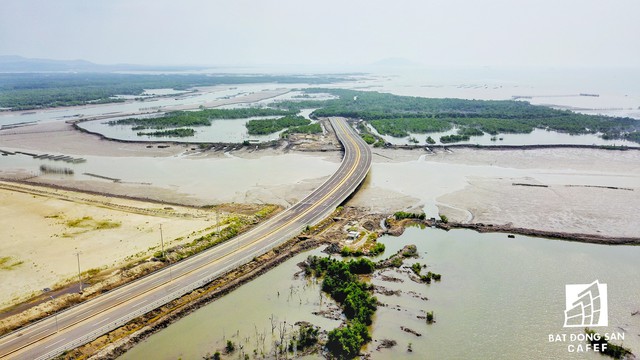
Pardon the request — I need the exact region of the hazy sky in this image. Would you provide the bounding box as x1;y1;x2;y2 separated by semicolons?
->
1;0;639;68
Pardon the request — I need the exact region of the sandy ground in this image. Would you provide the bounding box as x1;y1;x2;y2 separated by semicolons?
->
0;181;225;308
350;147;640;238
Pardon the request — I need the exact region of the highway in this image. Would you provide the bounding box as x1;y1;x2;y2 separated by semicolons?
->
0;117;372;360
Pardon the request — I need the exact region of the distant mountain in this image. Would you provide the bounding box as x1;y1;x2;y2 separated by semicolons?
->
0;55;205;72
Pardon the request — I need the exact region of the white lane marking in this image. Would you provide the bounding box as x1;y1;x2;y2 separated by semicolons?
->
44;338;66;349
27;328;50;339
95;317;111;326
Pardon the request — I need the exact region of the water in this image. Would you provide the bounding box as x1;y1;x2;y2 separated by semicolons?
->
77;116;287;143
372;227;640;360
366;124;638;147
119;248;341;360
75;108;321;143
0;151;340;206
119;227;640;359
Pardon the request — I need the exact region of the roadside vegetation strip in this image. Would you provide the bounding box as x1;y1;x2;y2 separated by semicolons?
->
60;207;348;360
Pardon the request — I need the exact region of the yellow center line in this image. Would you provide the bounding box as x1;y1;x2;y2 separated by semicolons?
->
3;118;370;359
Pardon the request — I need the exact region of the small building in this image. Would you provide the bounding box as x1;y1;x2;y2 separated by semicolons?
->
347;231;359;240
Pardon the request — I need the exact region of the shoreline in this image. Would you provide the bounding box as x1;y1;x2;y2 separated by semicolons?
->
428;220;640;245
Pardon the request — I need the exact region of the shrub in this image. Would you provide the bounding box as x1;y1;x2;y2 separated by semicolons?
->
426;311;434;324
225;340;235;353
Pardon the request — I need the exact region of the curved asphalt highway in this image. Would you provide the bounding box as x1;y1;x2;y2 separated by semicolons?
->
0;117;371;359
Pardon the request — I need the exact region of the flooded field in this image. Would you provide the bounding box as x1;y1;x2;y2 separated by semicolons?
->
119;248;340;360
75;109;319;143
120;227;640;359
368;125;638;147
0;151;341;206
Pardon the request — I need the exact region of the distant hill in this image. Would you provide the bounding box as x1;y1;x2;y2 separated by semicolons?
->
0;55;205;72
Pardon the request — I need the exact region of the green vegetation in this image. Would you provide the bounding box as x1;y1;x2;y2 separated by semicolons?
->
287;89;640;144
369;118;452;137
584;329;632;359
361;133;377;144
394;211;426;220
0;256;24;271
379;245;419;269
172;216;245;260
426;311;435;324
457;127;484;136
440;134;470;143
368;242;386;256
439;214;448;223
426;136;436;144
109;108;293;130
282;122;322;136
0;73;346;110
410;262;442;283
225;340;235;353
411;262;422;276
254;204;279;219
327;322;370;360
288;323;320;352
341;246;364;257
66;216;121;230
625;131;640;143
356;122;386;147
246;115;310;135
137;128;195;137
304;256;377;359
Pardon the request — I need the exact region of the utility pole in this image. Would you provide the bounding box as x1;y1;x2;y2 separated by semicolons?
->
74;250;83;294
49;296;59;333
159;223;165;259
160;223;173;283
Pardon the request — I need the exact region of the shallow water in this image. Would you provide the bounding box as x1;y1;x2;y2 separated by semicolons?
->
75;108;320;143
119;248;340;360
77;115;286;143
118;227;640;359
0;151;340;205
369;126;638;147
